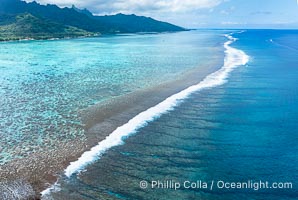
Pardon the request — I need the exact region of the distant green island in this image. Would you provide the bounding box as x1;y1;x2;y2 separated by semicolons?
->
0;0;186;41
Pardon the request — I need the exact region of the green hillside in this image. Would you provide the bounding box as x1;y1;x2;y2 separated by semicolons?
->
0;0;186;41
0;13;92;41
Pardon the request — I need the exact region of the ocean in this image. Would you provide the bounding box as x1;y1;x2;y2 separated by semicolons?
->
0;29;297;199
44;30;298;199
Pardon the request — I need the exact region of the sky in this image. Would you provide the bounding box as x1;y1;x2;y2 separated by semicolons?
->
25;0;298;29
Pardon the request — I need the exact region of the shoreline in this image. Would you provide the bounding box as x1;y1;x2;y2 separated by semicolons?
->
0;34;100;43
0;46;224;199
0;30;188;43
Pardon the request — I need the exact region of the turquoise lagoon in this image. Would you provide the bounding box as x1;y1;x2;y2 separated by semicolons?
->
0;31;224;164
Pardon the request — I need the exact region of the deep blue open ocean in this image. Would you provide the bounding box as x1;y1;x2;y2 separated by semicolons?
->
4;29;295;199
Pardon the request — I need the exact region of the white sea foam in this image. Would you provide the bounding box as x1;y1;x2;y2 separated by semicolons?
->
41;33;249;197
40;182;60;198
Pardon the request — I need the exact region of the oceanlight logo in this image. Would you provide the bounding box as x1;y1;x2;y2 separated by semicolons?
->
140;180;293;191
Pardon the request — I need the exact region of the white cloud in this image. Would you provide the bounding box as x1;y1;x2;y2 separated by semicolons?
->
220;10;229;15
25;0;224;14
221;21;246;25
24;0;230;27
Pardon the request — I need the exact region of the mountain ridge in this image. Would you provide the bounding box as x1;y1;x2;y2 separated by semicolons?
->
0;0;186;41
